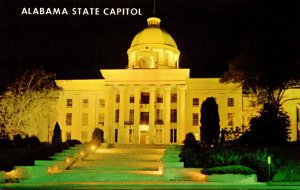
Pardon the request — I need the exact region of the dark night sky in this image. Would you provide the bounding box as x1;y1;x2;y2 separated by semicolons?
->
0;0;299;85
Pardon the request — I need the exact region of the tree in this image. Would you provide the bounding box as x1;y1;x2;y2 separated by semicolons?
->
0;67;60;138
221;38;300;109
200;97;220;145
52;122;62;146
244;103;290;145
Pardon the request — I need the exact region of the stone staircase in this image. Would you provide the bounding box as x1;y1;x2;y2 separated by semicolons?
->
17;144;203;184
71;144;166;173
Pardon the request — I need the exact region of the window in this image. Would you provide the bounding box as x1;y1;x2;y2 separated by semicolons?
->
115;129;118;143
193;98;199;106
170;109;177;123
171;93;177;103
82;99;88;108
193;113;199;126
66;131;71;140
140;112;149;124
98;113;104;125
116;94;120;103
81;131;88;143
156;109;163;121
129;109;134;123
228;113;234;126
66;113;72;125
67;99;72;108
170;129;177;143
82;113;88;126
130;96;134;103
99;99;105;107
228;98;234;107
141;92;149;104
115;109;119;123
156;95;163;103
165;53;169;65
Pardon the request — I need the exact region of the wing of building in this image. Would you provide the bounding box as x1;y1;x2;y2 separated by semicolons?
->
37;17;300;144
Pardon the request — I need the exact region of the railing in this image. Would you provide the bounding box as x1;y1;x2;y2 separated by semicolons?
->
140;121;149;125
155;120;164;125
140;104;149;109
124;121;134;125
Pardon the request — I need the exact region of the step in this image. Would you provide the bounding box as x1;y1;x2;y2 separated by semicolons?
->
72;160;161;170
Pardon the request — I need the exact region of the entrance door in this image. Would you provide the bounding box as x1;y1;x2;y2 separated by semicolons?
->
140;131;147;144
155;129;163;144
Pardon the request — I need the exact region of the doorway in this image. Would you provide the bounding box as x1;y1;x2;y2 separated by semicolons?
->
139;125;149;144
155;129;163;144
140;131;147;144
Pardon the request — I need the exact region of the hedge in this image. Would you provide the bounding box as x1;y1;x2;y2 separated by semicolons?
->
202;165;256;175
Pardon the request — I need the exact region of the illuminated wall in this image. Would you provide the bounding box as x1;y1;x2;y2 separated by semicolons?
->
49;17;300;144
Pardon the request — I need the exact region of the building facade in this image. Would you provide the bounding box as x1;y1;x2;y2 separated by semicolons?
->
46;17;299;144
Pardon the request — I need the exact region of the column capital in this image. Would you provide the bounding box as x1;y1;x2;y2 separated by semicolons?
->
104;85;112;91
177;85;187;91
118;85;127;92
149;86;156;92
134;87;141;93
163;85;172;92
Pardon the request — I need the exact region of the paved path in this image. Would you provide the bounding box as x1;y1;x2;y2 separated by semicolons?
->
1;144;300;189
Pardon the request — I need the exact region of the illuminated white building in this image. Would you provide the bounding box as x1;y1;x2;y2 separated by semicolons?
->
46;17;299;144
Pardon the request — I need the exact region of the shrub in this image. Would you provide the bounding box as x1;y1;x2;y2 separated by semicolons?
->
13;134;23;147
202;165;256;175
0;138;14;149
180;133;200;167
92;128;104;145
24;136;40;147
206;149;241;168
0;155;13;172
52;122;62;147
200;97;220;146
240;150;281;182
66;139;81;147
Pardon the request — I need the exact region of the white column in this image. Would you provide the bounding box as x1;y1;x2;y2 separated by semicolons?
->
119;86;126;143
149;87;156;144
163;86;172;144
134;87;140;144
178;85;187;144
104;85;113;143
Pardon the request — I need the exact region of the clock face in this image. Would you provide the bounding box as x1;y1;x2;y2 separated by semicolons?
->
138;56;155;68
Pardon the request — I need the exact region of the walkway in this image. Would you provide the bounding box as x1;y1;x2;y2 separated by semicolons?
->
1;144;300;189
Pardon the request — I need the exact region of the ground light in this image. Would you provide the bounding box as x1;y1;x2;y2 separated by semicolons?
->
65;157;71;163
90;145;96;151
268;156;271;181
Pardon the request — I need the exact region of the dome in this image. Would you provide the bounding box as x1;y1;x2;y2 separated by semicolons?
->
127;17;180;69
130;17;178;49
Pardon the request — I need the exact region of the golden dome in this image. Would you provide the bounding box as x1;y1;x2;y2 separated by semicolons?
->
130;17;178;49
127;17;180;69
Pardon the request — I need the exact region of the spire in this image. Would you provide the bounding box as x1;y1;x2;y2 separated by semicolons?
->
147;17;161;28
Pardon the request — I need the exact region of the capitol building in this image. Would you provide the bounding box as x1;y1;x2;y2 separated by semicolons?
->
41;17;299;144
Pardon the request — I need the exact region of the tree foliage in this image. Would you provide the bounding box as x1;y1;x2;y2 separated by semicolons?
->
242;104;290;146
200;97;220;145
221;38;300;108
0;67;60;138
